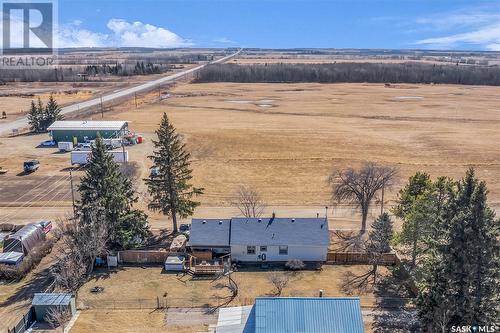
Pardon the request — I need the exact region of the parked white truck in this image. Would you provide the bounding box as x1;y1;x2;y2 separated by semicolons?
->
58;141;73;152
71;150;129;165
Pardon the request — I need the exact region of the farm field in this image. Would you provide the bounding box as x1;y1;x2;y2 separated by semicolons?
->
1;81;500;230
107;81;500;216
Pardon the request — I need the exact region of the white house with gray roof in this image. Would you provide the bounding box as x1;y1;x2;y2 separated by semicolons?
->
188;217;329;262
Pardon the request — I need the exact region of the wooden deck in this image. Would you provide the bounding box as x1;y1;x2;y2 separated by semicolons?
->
186;255;230;276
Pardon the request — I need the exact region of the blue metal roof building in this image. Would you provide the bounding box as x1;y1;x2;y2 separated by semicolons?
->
216;297;364;333
255;297;364;333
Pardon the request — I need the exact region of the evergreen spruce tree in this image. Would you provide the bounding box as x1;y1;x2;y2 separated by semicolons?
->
367;213;394;282
393;172;456;272
145;113;203;233
27;100;41;132
42;94;63;130
368;212;393;254
418;169;500;329
78;136;149;249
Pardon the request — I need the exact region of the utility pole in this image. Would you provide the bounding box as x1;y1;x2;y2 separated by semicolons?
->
121;140;127;165
100;95;104;118
158;84;161;101
69;169;76;219
134;93;138;109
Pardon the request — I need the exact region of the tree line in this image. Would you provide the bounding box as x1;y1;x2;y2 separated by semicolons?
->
84;61;161;76
195;63;500;86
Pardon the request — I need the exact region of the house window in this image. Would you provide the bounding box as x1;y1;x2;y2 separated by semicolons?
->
260;246;267;252
279;245;288;255
247;246;256;255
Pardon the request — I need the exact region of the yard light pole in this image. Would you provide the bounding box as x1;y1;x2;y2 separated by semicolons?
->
380;182;385;215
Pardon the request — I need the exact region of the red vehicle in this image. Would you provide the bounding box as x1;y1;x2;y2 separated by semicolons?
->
37;220;52;234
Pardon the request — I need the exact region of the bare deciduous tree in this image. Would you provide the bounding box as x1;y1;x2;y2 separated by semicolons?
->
268;271;292;296
232;185;267;218
210;274;239;313
45;306;72;332
328;162;397;233
52;209;108;292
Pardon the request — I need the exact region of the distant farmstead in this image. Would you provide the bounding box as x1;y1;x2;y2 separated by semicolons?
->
47;120;129;143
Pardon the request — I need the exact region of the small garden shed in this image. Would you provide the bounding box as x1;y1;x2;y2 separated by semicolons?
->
32;293;76;322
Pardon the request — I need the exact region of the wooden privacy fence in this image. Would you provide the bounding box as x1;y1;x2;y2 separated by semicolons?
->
326;251;399;266
117;250;184;264
6;307;35;333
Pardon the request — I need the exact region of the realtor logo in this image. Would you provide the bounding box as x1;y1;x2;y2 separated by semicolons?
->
1;0;57;68
2;0;54;53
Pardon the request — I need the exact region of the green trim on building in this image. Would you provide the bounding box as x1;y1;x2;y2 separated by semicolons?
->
50;126;127;143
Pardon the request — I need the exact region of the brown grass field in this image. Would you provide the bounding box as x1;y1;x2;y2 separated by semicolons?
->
1;81;500;229
108;81;500;217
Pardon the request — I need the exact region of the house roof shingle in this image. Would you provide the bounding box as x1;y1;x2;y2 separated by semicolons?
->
189;219;231;247
231;217;329;246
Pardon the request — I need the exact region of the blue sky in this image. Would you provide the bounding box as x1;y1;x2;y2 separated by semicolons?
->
54;0;500;50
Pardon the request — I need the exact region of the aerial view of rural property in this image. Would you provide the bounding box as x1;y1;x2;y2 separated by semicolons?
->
0;0;499;332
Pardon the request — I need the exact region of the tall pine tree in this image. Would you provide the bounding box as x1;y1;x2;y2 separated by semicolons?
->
27;100;41;132
42;94;63;130
78;136;149;249
418;169;499;329
145;113;203;233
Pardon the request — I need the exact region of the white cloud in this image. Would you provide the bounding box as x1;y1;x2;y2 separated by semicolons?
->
415;13;500;31
55;22;108;48
56;18;192;48
106;19;192;48
413;6;500;50
415;23;500;50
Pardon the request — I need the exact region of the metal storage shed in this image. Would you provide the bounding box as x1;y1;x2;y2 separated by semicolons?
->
3;224;45;255
47;120;129;143
32;293;76;322
216;297;364;333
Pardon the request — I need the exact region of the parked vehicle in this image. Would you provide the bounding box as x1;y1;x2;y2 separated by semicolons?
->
23;160;40;173
103;138;122;149
179;224;191;235
150;167;159;178
40;140;56;147
75;142;92;151
36;220;52;234
71;150;128;165
58;141;74;152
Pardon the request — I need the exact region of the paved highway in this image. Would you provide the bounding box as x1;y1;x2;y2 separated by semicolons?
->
0;49;241;136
